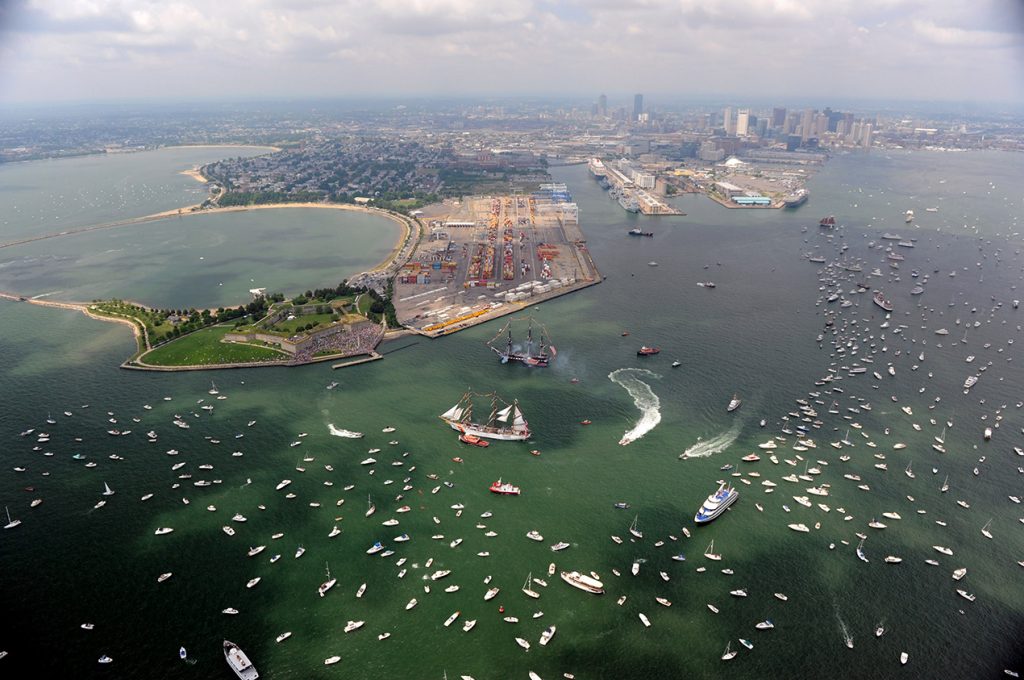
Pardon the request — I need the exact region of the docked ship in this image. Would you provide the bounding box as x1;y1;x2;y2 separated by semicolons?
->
588;157;607;178
560;570;605;594
873;291;894;312
628;228;654;237
489;479;521;495
487;318;554;367
819;215;836;228
619;193;641;213
783;189;809;208
223;640;259;680
440;391;530;441
694;482;739;524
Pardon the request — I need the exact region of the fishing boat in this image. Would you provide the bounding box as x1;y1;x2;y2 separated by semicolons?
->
727;394;741;412
694;482;739;524
223;640;258;680
487;318;555;367
440;391;530;441
489;479;521;495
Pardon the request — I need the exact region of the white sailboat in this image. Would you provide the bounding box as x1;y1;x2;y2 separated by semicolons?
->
981;519;993;539
4;506;21;530
102;482;115;497
522;572;540;599
704;540;722;561
366;495;376;517
628;515;643;539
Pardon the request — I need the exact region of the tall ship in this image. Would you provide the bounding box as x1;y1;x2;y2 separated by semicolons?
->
223;640;259;680
783;189;809;208
487;318;554;367
440;391;530;441
819;215;836;228
873;291;894;312
694;482;739;524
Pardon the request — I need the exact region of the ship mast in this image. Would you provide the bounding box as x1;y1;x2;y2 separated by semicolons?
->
488;393;498;427
526;320;533;358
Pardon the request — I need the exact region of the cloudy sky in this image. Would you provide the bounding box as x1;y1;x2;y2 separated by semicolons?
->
1;0;1022;105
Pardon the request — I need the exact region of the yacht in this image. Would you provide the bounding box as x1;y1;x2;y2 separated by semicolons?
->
694;483;739;524
539;625;557;646
223;640;258;680
727;394;742;412
560;571;605;594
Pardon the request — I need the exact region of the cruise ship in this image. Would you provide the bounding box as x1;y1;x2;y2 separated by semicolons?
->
588;158;607;178
694;482;739;524
223;640;259;680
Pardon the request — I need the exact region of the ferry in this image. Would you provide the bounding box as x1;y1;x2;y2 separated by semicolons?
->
872;291;894;312
694;483;738;524
223;640;258;680
489;479;521;496
560;570;605;594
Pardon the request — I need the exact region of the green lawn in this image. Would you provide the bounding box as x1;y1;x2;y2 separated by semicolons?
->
140;325;288;367
267;312;338;334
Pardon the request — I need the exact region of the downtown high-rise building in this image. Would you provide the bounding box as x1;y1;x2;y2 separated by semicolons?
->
723;106;735;135
800;108;815;141
771;107;787;128
598;94;607;118
633;94;644;121
736;109;750;136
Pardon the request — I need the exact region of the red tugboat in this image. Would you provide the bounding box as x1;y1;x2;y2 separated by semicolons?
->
489;479;521;496
637;346;660;356
459;432;489;447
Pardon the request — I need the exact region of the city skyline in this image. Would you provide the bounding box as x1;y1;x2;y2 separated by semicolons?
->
0;0;1022;105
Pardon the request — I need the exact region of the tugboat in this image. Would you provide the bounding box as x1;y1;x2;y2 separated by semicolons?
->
628;228;654;237
637;346;660;356
458;432;489;448
489;479;521;496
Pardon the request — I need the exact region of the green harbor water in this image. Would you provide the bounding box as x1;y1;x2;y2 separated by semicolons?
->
1;148;1022;679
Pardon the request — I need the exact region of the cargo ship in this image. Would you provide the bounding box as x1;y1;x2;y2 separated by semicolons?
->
487;318;553;367
440;391;530;441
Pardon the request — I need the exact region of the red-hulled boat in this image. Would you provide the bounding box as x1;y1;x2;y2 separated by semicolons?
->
637;346;660;356
489;479;521;495
459;433;489;447
819;215;836;228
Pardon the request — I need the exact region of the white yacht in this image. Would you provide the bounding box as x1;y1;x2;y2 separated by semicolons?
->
223;640;258;680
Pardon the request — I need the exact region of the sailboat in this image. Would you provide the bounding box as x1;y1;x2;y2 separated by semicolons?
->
940;476;950;493
318;562;337;597
981;519;993;539
365;495;376;517
721;640;737;660
487;317;555;367
440;391;530;441
856;538;869;563
628;515;643;539
208;381;219;395
4;506;21;530
522;572;540;599
102;482;115;497
704;540;722;561
904;462;915;479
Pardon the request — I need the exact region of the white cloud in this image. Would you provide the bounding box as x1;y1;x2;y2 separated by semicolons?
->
0;0;1021;103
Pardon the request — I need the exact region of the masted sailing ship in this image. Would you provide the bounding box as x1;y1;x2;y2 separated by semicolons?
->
440;391;530;441
487;317;555;367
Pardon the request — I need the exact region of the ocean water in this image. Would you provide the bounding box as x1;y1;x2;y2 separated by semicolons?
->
0;149;1022;679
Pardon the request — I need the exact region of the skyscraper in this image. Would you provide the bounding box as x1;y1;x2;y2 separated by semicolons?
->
598;94;607;118
723;106;734;135
736;109;750;136
771;107;787;128
800;108;815;142
633;94;643;121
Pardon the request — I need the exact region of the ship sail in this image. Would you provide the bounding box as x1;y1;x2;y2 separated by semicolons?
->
441;404;463;421
495;405;513;423
512;405;527;427
486;317;552;367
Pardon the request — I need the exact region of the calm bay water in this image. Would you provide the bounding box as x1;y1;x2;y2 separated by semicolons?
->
0;149;1022;679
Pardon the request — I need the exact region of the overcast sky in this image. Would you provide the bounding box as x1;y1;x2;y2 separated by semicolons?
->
1;0;1022;106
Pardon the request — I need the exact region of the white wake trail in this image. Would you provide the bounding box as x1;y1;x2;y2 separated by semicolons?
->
679;421;742;459
608;368;662;446
327;423;364;438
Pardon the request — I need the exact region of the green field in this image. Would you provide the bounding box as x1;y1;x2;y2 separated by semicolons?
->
140;325;288;367
267;312;338;334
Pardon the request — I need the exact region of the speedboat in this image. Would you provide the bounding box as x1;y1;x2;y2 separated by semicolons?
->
223;640;258;679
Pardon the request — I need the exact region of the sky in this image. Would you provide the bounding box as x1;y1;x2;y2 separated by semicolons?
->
0;0;1022;106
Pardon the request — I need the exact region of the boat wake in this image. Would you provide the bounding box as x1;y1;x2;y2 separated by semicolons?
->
679;421;741;459
835;603;854;649
328;423;364;438
608;368;661;446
